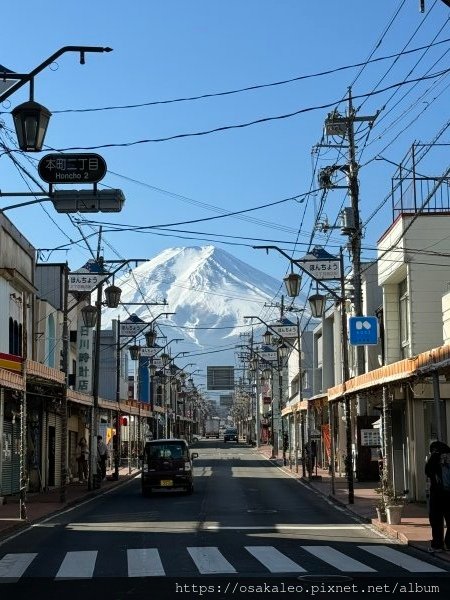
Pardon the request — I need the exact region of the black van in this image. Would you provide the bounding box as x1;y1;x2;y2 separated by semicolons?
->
141;438;198;496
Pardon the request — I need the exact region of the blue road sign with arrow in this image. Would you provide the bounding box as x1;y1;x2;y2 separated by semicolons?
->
349;316;379;346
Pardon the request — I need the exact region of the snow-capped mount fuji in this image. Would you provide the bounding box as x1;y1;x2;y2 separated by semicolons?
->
103;246;306;390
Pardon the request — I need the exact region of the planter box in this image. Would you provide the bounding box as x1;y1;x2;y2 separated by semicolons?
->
386;505;403;525
376;507;387;523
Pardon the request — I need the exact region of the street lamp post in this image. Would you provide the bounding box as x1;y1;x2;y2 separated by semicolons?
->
244;315;301;463
1;45;112;512
176;364;194;438
254;245;354;504
1;46;112;151
146;338;183;439
247;354;262;449
260;365;273;451
277;342;289;466
80;259;123;491
113;311;174;479
161;351;189;438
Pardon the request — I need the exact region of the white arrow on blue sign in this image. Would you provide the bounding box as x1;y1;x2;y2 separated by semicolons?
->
349;316;379;346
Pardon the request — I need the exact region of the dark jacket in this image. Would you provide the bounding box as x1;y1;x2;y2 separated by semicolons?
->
425;441;450;491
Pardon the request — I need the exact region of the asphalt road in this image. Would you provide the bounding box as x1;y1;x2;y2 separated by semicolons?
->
1;440;449;599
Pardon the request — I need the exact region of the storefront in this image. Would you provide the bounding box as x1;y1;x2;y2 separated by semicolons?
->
0;363;25;499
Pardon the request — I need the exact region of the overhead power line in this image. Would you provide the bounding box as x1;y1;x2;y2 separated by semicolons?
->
43;69;450;152
19;38;448;115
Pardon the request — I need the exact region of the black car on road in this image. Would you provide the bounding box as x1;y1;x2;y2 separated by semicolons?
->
223;428;238;442
141;438;198;496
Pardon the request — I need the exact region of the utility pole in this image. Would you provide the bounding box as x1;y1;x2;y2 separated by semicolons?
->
264;297;288;465
88;231;104;491
20;292;28;520
249;329;255;446
114;317;121;480
60;264;69;503
323;89;378;378
320;90;378;496
347;88;364;379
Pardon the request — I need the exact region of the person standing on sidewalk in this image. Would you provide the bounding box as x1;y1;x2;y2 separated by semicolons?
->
77;437;89;483
425;440;450;552
97;435;108;480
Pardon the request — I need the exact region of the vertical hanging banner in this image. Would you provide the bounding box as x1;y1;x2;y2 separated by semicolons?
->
76;322;94;394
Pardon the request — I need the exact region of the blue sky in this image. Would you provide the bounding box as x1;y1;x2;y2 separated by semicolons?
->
1;0;449;307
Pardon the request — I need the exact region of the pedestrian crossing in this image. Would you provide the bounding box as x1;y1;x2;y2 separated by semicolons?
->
0;544;446;580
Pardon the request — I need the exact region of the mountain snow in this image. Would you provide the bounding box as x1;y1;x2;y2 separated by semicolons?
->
103;245;306;394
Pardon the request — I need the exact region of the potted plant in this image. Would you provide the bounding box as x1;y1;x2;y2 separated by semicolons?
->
384;486;405;525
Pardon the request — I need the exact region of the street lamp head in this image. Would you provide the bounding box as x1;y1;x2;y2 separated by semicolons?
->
145;328;157;347
262;329;272;345
262;367;272;379
12;100;51;152
284;271;301;298
148;363;157;377
277;342;289;359
104;284;122;308
308;293;326;318
160;352;170;366
81;304;97;328
128;344;140;360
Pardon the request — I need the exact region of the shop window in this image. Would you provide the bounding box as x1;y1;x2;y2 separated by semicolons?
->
424;399;446;448
9;317;13;353
9;318;22;356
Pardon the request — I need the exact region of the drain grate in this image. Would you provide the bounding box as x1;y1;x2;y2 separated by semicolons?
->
247;509;277;514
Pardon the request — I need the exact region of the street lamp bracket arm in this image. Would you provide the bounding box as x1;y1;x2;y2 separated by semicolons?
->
253;245;342;302
0;46;113;104
244;315;299;353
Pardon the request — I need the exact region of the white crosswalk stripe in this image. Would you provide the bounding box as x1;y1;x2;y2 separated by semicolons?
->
127;548;165;577
55;550;98;579
0;553;37;581
0;544;447;579
359;545;446;572
302;545;376;572
187;547;236;574
245;546;306;572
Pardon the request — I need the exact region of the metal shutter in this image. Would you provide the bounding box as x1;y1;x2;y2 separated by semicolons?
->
1;420;20;495
47;412;62;487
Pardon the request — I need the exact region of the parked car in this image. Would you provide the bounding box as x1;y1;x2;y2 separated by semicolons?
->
141;438;198;496
223;428;238;442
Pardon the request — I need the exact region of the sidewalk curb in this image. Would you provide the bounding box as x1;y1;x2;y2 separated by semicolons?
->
260;450;409;544
296;472;410;544
0;471;140;544
258;449;450;564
